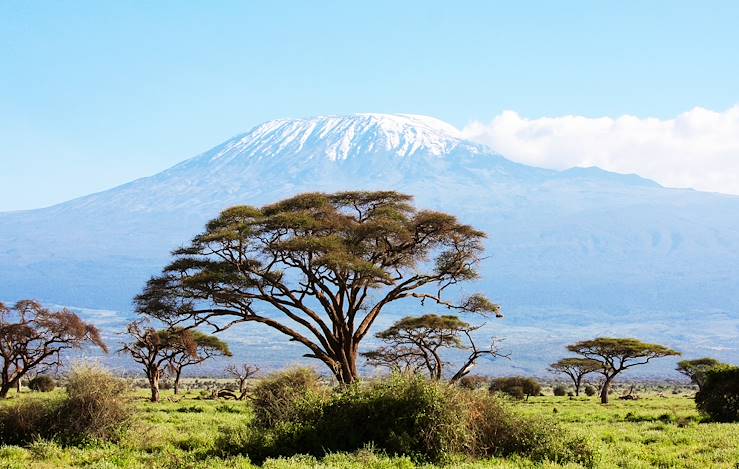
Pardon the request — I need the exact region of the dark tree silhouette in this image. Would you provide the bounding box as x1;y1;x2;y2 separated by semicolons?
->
121;321;227;401
167;330;231;394
676;358;725;391
363;314;504;383
567;337;680;403
135;191;499;383
549;357;602;396
0;300;108;398
224;362;260;399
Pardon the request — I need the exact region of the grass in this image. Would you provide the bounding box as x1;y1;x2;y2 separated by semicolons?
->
1;387;738;468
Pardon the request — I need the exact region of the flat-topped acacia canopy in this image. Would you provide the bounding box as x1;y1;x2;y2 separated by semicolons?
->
136;191;499;383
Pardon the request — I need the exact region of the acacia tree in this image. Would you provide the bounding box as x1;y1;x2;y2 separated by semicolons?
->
567;337;680;403
363;314;504;383
135;191;499;384
224;362;260;399
676;358;724;391
0;300;108;398
121;321;223;402
549;357;602;396
167;330;231;394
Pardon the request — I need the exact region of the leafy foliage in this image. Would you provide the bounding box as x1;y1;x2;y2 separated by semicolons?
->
363;314;503;382
0;300;108;398
136;191;498;383
0;363;130;445
677;358;725;390
695;365;739;422
216;375;595;466
566;337;680;403
249;368;324;428
28;375;56;392
121;321;230;401
489;377;542;400
549;357;602;396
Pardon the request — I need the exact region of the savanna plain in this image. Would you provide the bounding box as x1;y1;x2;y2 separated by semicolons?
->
1;378;736;469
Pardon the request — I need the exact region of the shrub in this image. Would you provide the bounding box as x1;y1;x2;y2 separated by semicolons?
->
553;384;567;396
250;367;324;427
583;384;596;396
216;375;595;466
0;394;65;445
695;365;739;422
28;375;56;392
0;363;131;445
489;377;542;400
60;363;131;442
457;375;490;390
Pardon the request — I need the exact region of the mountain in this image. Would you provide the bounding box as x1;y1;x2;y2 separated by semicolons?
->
2;113;738;373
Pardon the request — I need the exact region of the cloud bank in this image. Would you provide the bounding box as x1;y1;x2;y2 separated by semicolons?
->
463;106;739;196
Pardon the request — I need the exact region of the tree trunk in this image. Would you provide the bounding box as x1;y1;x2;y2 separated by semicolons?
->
331;346;359;384
173;369;181;395
600;377;612;404
148;372;161;402
16;379;21;394
0;382;11;399
574;377;581;396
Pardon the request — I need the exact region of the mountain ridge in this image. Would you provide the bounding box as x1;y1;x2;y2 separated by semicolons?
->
1;113;737;371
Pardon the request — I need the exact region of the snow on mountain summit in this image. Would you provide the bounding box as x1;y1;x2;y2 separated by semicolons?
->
188;113;479;166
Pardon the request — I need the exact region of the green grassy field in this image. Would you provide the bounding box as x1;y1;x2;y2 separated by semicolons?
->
1;388;737;469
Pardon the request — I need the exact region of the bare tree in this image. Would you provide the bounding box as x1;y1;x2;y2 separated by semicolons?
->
224;362;260;399
0;300;108;398
135;191;500;384
363;314;504;383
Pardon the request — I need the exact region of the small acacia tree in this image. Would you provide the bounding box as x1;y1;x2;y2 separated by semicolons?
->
0;300;108;398
676;358;724;391
567;337;680;404
167;330;231;394
363;314;503;383
121;322;228;401
225;362;260;399
135;191;499;384
549;358;602;396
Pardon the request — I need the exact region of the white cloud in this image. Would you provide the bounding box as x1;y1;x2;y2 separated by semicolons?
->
462;106;739;195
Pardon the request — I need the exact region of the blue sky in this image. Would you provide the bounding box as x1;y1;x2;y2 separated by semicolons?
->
2;1;739;210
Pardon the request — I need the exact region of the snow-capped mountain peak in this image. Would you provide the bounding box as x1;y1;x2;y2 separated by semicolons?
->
190;113;478;166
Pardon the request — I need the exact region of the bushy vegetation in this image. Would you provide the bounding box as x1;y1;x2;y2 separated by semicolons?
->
0;364;130;445
248;367;324;427
695;365;739;422
553;384;567;396
584;384;597;396
216;374;595;466
489;377;542;400
457;375;490;390
1;383;737;468
28;376;56;392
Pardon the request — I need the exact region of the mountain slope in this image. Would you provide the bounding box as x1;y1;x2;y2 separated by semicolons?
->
1;113;738;370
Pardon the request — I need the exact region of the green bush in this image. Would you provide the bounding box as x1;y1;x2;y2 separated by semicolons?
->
553;384;567;396
489;377;542;400
583;384;596;396
695;365;739;422
216;375;595;466
28;375;56;392
0;363;131;445
250;367;324;427
457;375;490;390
